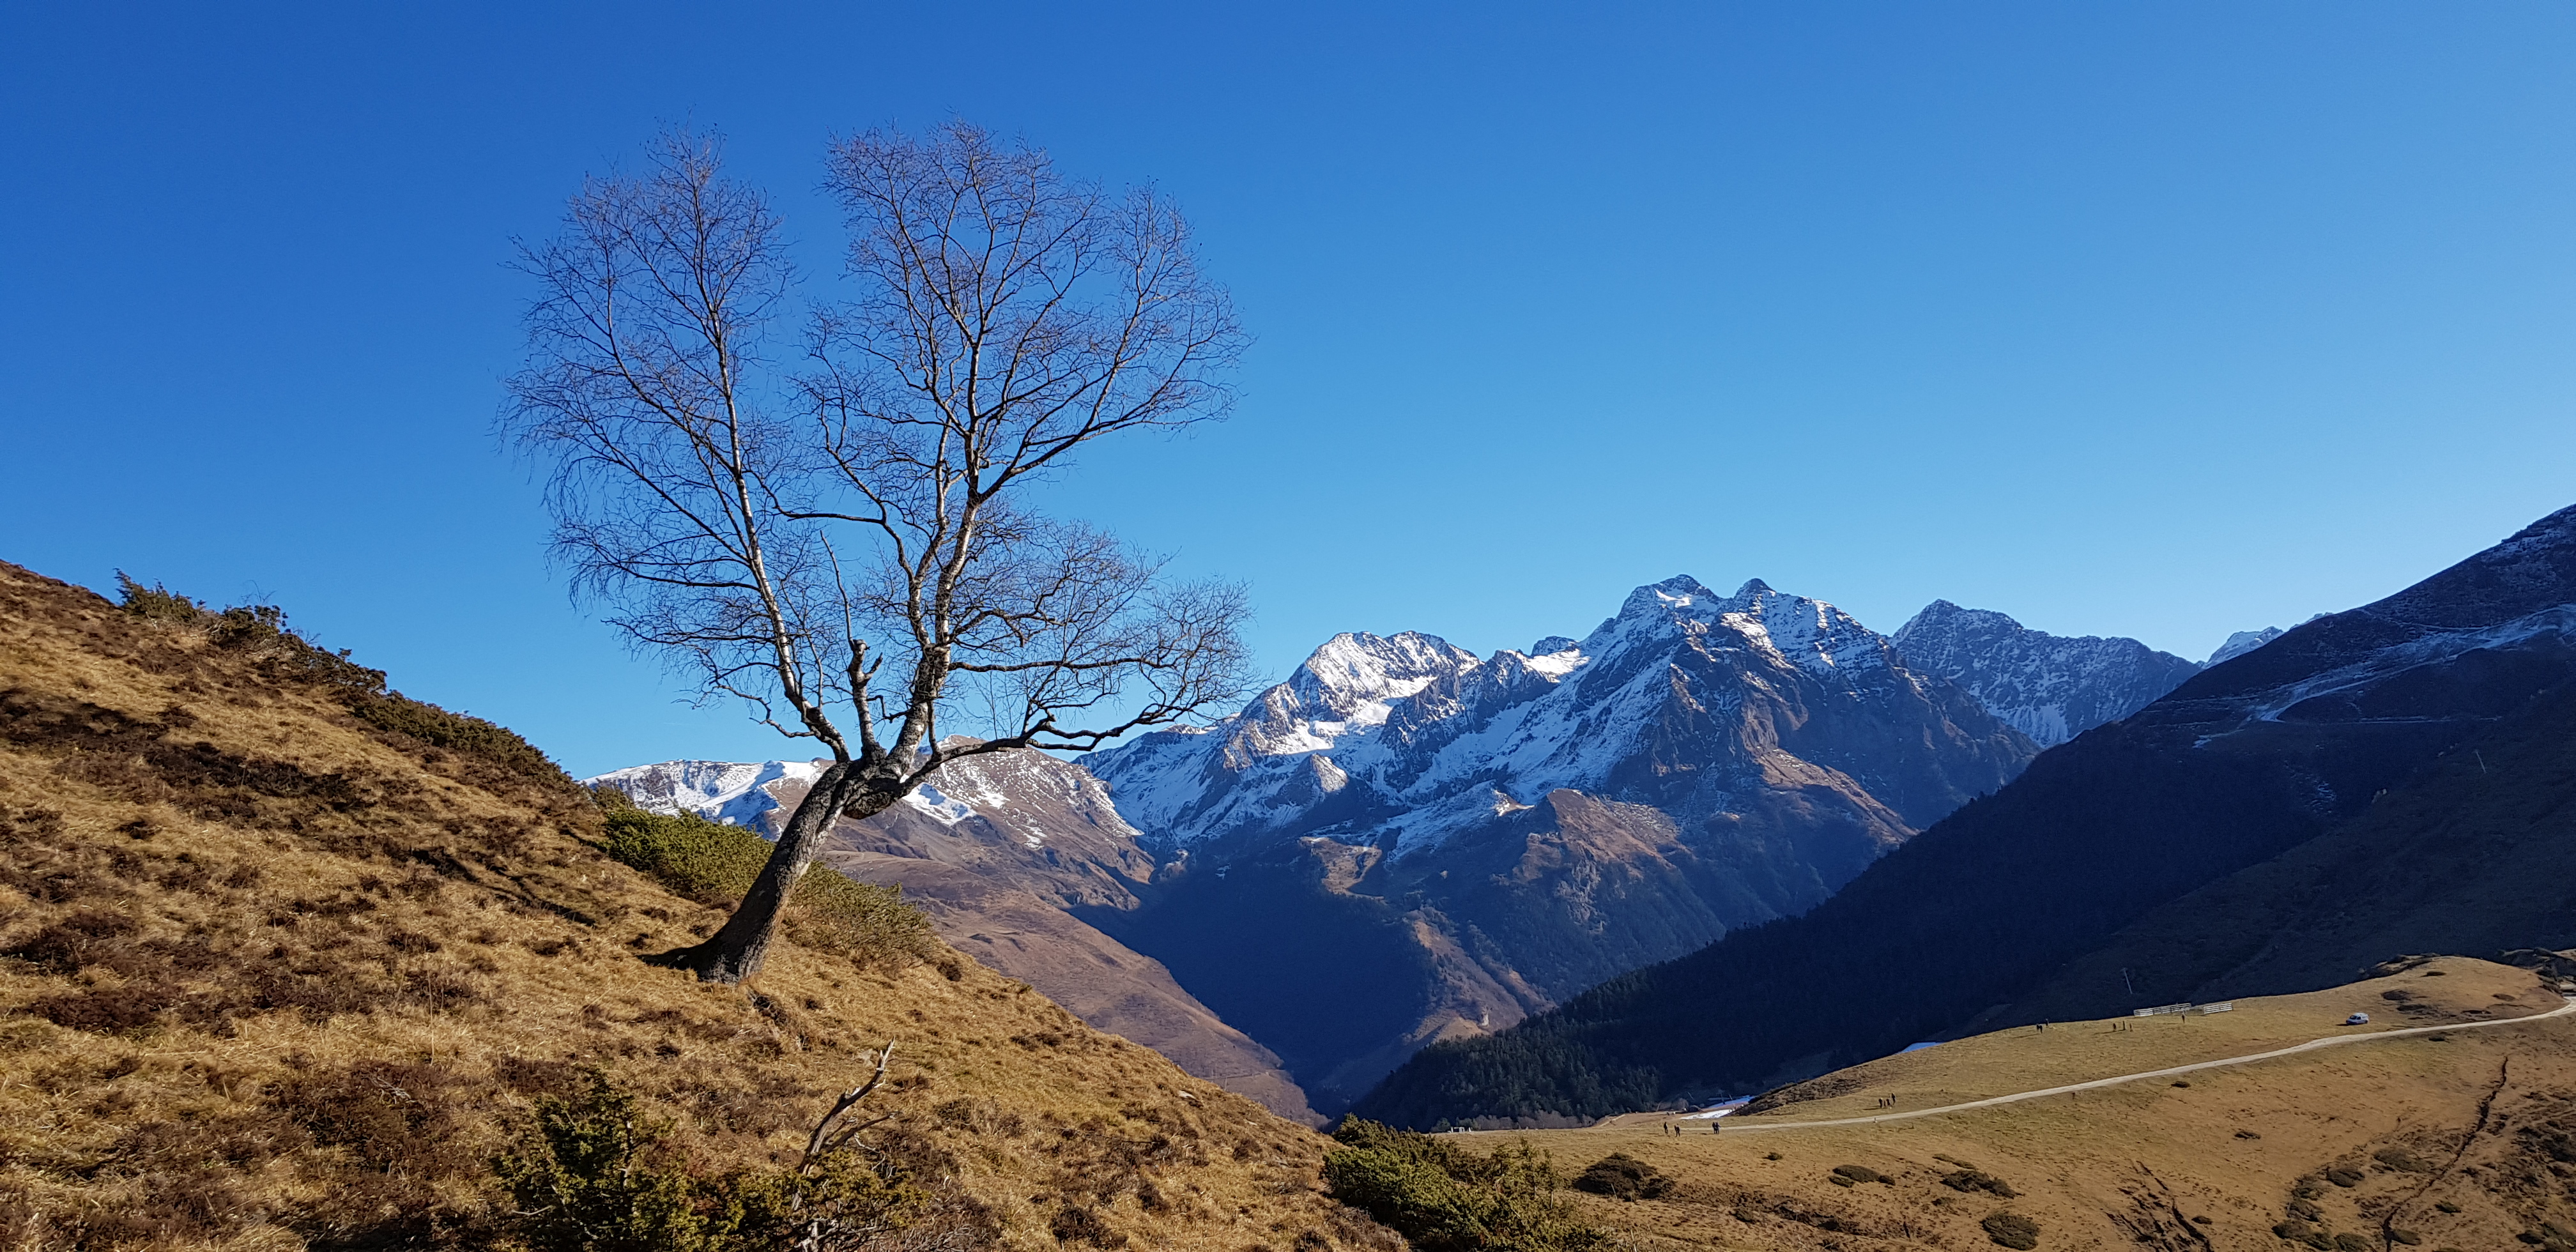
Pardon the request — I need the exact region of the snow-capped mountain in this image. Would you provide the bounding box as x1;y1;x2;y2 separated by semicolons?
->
1892;600;2204;747
1079;575;2038;1110
586;758;822;829
1089;576;2030;857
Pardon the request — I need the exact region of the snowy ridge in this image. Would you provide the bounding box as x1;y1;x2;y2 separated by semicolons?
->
2207;627;2284;666
1085;575;1989;856
585;745;1145;853
583;758;822;831
1894;601;2204;747
2243;602;2576;725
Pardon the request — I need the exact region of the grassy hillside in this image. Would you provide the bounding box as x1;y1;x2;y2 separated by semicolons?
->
0;562;1397;1251
1469;959;2576;1252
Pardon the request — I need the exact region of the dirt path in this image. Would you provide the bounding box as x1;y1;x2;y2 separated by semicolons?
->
1722;996;2576;1134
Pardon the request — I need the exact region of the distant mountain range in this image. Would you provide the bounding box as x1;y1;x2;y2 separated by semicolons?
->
595;577;2238;1118
1354;504;2576;1129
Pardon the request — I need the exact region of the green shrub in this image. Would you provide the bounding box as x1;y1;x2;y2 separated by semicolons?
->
1570;1153;1672;1201
1982;1211;2039;1250
114;574;394;696
785;864;940;966
1322;1118;1607;1251
602;806;937;968
493;1071;714;1251
493;1069;933;1251
115;572;204;622
350;691;563;775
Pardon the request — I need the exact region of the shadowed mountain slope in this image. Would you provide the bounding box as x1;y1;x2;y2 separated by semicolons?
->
1354;503;2576;1128
1998;673;2576;1024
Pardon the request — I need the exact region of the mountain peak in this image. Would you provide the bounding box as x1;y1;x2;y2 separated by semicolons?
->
1614;575;1721;621
1735;577;1775;597
1896;600;2029;640
1287;631;1478;722
2206;627;2284;666
1893;602;2203;747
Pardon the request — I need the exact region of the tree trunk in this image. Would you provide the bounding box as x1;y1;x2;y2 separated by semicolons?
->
657;758;896;984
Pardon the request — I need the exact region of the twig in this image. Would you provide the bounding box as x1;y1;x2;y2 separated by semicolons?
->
803;1040;897;1172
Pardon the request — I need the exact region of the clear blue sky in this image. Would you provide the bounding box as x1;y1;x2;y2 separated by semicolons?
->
6;4;2573;776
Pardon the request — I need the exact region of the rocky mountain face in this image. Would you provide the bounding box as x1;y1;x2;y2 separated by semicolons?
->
1891;600;2205;745
603;576;2071;1118
1356;503;2576;1128
1077;576;2039;1111
588;752;1320;1124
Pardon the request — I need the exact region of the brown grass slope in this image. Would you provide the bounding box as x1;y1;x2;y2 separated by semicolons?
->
0;561;1395;1251
1480;959;2576;1251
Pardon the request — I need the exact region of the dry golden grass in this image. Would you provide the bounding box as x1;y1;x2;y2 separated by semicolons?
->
1466;961;2576;1250
0;561;1396;1251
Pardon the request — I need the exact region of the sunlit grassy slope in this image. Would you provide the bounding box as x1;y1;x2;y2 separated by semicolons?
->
1472;958;2576;1251
0;561;1395;1251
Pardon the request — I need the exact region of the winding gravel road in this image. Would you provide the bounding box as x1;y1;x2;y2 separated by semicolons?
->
1721;996;2576;1134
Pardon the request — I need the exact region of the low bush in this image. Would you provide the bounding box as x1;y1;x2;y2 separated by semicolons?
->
2273;1220;2326;1249
1942;1168;2018;1198
492;1071;712;1251
349;691;562;777
1570;1153;1672;1200
493;1069;937;1252
115;573;204;623
599;802;937;968
1830;1164;1889;1186
1322;1117;1606;1251
1982;1210;2039;1249
2326;1166;2365;1187
114;575;560;782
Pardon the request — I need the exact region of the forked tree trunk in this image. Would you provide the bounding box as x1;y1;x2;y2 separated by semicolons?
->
659;759;900;984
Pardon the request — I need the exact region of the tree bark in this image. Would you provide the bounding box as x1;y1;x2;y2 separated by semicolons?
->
656;758;896;983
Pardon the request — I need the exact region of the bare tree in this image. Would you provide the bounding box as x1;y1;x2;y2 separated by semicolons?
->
506;123;1253;984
